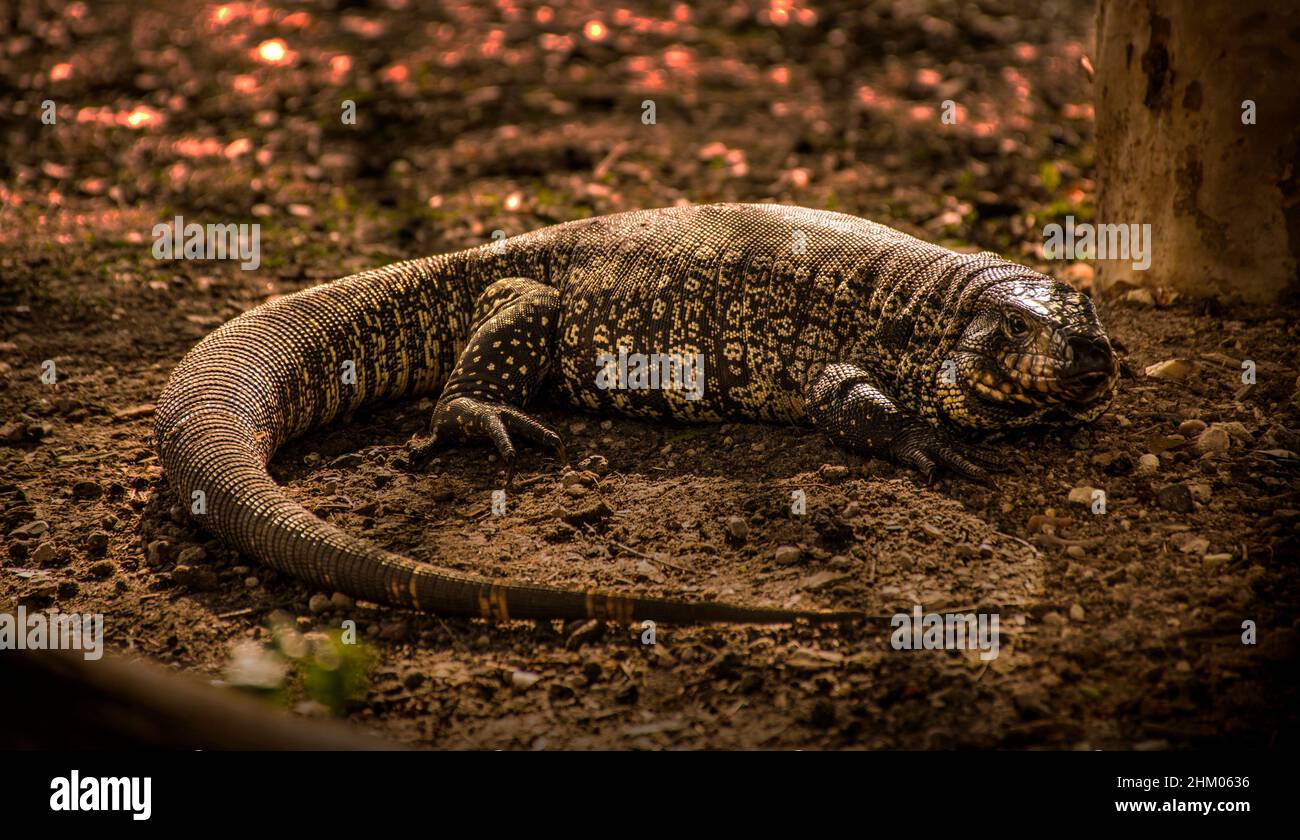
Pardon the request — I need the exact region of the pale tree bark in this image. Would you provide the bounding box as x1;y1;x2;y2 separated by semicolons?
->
1095;0;1300;303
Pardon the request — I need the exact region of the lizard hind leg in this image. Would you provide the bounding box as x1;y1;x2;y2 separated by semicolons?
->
409;278;567;485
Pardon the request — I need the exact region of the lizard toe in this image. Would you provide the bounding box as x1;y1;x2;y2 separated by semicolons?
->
500;408;568;464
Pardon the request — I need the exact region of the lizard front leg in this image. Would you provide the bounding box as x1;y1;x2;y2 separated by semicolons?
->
805;362;996;482
409;277;566;484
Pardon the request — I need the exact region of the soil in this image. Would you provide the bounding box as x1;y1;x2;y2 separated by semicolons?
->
1;0;1296;749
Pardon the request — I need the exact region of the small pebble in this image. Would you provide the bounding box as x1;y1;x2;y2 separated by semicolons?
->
1144;359;1195;380
88;560;116;579
71;480;103;500
1194;427;1230;455
818;464;849;482
31;542;58;564
85;531;110;555
10;520;49;539
511;670;541;690
175;545;206;565
1067;486;1095;505
774;545;802;565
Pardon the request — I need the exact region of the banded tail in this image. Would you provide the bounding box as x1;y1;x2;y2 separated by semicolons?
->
154;256;861;625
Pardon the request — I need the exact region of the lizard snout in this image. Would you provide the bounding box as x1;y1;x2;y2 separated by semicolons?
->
1061;334;1116;401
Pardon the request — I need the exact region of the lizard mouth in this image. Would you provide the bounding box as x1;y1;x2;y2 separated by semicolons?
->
1057;334;1119;405
971;338;1117;413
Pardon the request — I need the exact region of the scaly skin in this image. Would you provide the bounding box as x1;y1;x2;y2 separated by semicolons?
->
155;204;1118;624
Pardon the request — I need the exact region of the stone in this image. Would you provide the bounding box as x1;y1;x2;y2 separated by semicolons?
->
71;480;103;500
10;520;49;539
511;670;541;690
1194;427;1230;455
725;515;749;542
1154;484;1194;513
774;545;803;565
31;542;58;565
1067;486;1096;505
1144;359;1195;380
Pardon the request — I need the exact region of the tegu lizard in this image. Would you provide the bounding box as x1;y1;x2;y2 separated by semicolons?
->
155;204;1119;625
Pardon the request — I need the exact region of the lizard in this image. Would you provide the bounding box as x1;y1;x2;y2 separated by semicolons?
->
155;203;1119;626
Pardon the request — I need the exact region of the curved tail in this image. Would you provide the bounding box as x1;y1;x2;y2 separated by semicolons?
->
155;257;861;625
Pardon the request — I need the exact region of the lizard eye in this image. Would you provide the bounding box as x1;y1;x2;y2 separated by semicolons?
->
1002;312;1031;340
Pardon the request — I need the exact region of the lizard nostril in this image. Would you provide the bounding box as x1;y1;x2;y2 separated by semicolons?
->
1063;335;1115;401
1067;335;1114;378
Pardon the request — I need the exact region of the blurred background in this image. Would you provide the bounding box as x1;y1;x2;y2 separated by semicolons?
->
0;0;1096;261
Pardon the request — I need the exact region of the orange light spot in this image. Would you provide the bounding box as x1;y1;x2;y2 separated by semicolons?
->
50;63;73;82
233;74;258;93
584;20;606;41
915;68;941;87
330;55;352;75
504;192;523;212
768;1;793;26
664;46;691;69
224;138;253;159
255;38;289;65
123;106;162;129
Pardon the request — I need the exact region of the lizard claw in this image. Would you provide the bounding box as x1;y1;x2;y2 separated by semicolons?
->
427;397;567;485
893;424;995;486
407;434;440;470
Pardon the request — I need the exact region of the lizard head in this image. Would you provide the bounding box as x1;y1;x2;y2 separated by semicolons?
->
940;276;1119;429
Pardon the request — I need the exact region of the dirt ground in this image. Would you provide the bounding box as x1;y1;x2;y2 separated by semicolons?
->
2;0;1297;749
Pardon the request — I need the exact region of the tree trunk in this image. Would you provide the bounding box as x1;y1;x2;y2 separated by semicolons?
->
1094;0;1300;303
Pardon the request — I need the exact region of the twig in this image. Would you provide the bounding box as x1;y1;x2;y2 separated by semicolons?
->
992;529;1041;557
582;525;699;575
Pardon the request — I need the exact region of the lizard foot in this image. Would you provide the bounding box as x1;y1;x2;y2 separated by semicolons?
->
416;396;567;487
891;424;997;486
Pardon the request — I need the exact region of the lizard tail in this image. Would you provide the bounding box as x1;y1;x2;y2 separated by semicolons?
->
155;259;861;626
